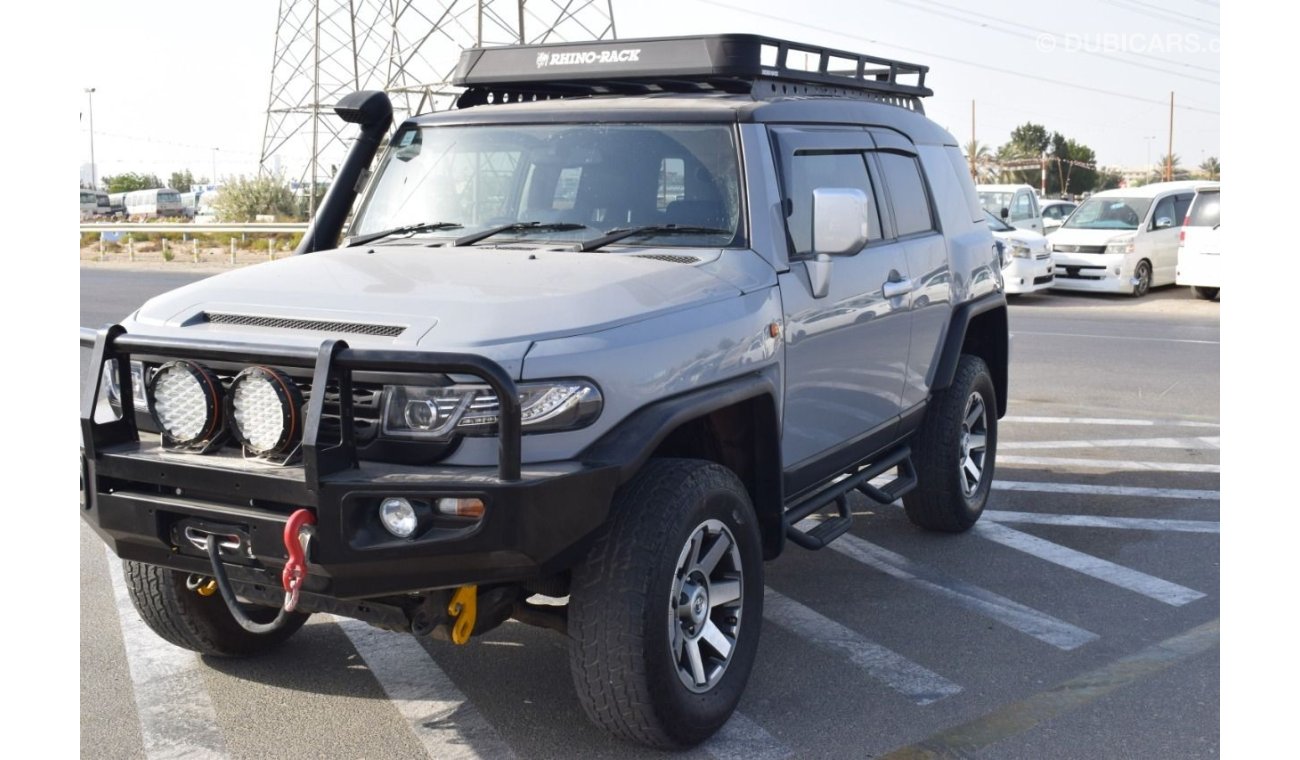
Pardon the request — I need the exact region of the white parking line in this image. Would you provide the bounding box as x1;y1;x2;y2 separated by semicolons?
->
814;528;1098;651
763;588;961;704
972;522;1206;606
336;617;517;760
1001;436;1220;451
985;511;1220;533
1002;416;1219;428
696;711;794;760
992;480;1220;501
1012;331;1218;345
105;547;228;760
997;455;1219;474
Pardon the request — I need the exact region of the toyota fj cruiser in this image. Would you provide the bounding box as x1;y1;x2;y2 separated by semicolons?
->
80;34;1008;749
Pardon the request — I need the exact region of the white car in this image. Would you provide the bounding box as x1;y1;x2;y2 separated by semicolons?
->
1048;180;1211;297
987;211;1053;294
976;183;1044;234
1039;199;1078;232
1176;185;1220;300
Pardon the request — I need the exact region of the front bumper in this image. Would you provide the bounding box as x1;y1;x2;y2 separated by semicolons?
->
1049;253;1132;294
1002;256;1054;294
80;326;620;599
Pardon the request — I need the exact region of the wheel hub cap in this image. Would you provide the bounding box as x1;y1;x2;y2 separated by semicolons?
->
959;392;989;497
669;519;744;693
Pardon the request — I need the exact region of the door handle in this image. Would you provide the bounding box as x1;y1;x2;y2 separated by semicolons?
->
882;278;914;299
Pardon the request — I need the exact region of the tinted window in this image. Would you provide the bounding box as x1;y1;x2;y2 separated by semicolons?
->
784;151;882;255
1188;192;1220;227
878;152;935;236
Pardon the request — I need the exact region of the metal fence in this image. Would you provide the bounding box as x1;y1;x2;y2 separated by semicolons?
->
80;222;312;264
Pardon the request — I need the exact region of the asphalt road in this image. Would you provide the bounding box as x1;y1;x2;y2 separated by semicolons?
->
80;267;1220;759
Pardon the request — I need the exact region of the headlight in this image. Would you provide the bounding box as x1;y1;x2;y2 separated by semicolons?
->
227;366;304;458
1009;243;1032;259
147;361;225;450
382;379;602;439
1106;235;1136;254
104;360;149;414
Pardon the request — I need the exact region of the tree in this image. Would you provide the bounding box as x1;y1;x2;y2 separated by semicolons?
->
212;174;297;222
1153;153;1190;182
103;172;163;193
1198;156;1220;180
964;140;995;182
169;170;197;193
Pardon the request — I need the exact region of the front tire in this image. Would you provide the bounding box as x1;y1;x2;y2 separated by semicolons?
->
904;354;998;532
1132;260;1153;297
1193;286;1219;300
124;560;309;657
568;459;763;749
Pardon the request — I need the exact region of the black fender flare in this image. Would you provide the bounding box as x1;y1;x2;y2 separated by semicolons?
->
929;292;1009;417
580;372;786;558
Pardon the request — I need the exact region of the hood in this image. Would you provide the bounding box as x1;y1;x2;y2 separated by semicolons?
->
991;228;1047;250
127;246;754;370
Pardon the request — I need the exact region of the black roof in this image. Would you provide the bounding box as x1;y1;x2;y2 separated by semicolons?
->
452;34;931;112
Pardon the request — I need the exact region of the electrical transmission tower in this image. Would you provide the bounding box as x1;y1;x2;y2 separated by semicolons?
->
259;0;617;213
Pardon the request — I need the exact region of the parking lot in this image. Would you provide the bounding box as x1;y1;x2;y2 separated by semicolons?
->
80;269;1219;759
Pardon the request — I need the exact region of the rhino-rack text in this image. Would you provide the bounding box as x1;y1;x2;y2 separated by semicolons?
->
536;48;641;67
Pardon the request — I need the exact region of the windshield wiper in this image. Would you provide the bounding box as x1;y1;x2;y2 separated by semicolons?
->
576;225;734;252
346;221;463;247
450;221;590;247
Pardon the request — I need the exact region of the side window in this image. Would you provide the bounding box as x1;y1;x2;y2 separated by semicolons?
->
877;152;936;236
1173;193;1194;224
1151;196;1176;229
1010;192;1032;221
1042;205;1061;220
783;151;882;256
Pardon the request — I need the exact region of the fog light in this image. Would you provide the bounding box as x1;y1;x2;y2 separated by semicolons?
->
437;497;485;519
379;497;419;538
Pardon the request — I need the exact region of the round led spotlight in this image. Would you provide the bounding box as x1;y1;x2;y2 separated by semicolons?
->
227;366;304;457
147;361;224;449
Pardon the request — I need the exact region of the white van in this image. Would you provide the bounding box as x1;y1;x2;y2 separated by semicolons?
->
986;211;1053;294
976;183;1043;234
1048;180;1210;297
1176;185;1220;300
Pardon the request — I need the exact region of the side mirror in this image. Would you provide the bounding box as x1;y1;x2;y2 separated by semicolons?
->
812;188;871;256
1155;216;1175;229
1000;207;1010;220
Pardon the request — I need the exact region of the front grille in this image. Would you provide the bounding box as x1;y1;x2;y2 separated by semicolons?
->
203;312;406;337
1033;274;1055;285
1059;265;1106;280
1035;251;1051;260
1052;244;1107;254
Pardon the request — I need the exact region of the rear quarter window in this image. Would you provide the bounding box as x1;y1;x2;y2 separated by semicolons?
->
1188;192;1220;227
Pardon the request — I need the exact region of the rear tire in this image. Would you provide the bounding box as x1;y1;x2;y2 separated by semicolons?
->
904;355;998;532
1193;286;1219;300
124;560;309;657
568;459;763;749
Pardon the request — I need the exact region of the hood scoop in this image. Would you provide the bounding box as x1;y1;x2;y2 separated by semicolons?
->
200;311;407;337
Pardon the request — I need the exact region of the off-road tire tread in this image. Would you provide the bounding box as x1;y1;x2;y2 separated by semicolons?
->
124;560;307;657
904;354;996;532
568;458;756;749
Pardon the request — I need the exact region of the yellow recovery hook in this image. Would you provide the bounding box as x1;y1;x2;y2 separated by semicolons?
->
447;585;478;645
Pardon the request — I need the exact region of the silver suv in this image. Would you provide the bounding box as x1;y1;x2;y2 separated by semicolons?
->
80;34;1008;750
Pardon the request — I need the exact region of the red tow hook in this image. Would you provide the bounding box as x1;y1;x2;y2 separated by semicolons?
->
281;509;317;613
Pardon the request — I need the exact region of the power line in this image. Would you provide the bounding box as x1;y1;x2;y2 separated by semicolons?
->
1113;0;1218;26
907;0;1218;78
698;0;1220;115
1102;0;1219;34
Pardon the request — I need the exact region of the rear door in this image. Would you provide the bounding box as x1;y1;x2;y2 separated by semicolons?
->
770;126;913;492
1146;193;1192;284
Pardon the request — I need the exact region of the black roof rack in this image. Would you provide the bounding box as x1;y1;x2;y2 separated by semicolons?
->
452;34;932;112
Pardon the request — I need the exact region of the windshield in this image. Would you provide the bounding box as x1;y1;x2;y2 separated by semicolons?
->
977;191;1014;216
352;124;743;247
984;210;1015;232
158;191;181;205
1061;196;1153;231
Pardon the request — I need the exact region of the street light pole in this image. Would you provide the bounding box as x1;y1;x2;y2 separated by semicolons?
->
211;147;219;185
84;87;97;189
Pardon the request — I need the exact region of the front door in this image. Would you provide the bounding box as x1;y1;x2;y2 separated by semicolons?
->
769;126;913;492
